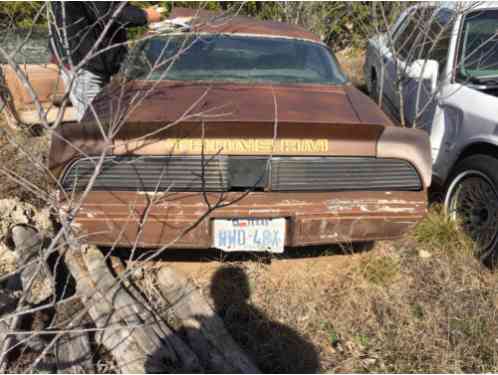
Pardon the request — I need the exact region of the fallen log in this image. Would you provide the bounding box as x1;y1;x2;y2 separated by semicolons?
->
53;299;95;373
10;224;53;305
56;330;94;374
84;247;178;361
156;267;261;374
103;253;204;373
6;225;259;373
65;246;153;373
0;307;18;371
0;225;45;372
2;225;94;373
65;244;202;373
0;289;19;350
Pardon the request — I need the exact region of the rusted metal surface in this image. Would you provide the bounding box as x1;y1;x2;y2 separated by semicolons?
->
49;72;431;252
49;84;393;175
2;64;64;107
169;7;322;43
50;120;385;176
377;126;432;188
1;64;76;127
64;190;427;248
87;82;392;126
49;83;430;187
46;14;432;250
84;82;378;124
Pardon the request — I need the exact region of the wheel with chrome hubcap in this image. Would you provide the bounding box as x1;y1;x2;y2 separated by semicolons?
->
444;155;498;265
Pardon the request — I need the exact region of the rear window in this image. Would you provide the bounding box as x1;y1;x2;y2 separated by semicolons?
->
124;34;347;85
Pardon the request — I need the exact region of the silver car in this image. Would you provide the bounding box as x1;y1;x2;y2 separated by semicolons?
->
364;2;498;262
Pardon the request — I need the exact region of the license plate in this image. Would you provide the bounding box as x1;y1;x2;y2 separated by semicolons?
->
212;218;286;253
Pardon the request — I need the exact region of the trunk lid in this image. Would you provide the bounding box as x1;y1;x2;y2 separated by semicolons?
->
50;82;392;173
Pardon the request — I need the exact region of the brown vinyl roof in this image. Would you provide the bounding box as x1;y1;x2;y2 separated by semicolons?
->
169;7;322;43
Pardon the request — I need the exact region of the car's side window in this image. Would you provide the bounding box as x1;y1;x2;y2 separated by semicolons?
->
392;7;436;61
423;9;455;77
390;11;410;42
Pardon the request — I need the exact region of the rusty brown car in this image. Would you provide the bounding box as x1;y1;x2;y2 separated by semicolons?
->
47;13;432;253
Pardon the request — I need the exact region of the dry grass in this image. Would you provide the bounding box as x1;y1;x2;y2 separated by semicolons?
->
172;209;498;373
0;116;51;207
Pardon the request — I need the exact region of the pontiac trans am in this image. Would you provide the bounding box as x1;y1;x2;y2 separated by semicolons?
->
48;14;432;252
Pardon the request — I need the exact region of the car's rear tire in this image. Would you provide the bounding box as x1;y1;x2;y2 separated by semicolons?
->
444;154;498;265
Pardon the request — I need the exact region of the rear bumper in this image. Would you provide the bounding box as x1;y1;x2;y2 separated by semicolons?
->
64;190;427;249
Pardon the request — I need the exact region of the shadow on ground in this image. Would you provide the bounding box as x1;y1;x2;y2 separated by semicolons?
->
110;241;375;265
143;264;321;373
209;266;320;373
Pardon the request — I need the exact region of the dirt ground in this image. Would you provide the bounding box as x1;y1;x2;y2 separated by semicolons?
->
127;242;387;373
131;224;498;373
168;246;361;284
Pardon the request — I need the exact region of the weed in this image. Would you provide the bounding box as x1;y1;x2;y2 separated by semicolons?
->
358;255;400;286
411;303;424;320
321;321;340;347
413;204;474;257
354;334;370;348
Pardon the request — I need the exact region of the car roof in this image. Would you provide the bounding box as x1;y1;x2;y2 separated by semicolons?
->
437;1;498;12
166;7;323;44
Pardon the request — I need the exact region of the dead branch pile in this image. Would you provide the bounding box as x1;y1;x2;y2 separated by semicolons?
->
0;200;260;373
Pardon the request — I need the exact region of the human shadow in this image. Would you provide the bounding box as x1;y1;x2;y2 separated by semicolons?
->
209;266;320;373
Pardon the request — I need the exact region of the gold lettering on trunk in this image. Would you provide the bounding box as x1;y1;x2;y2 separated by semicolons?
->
162;138;329;154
